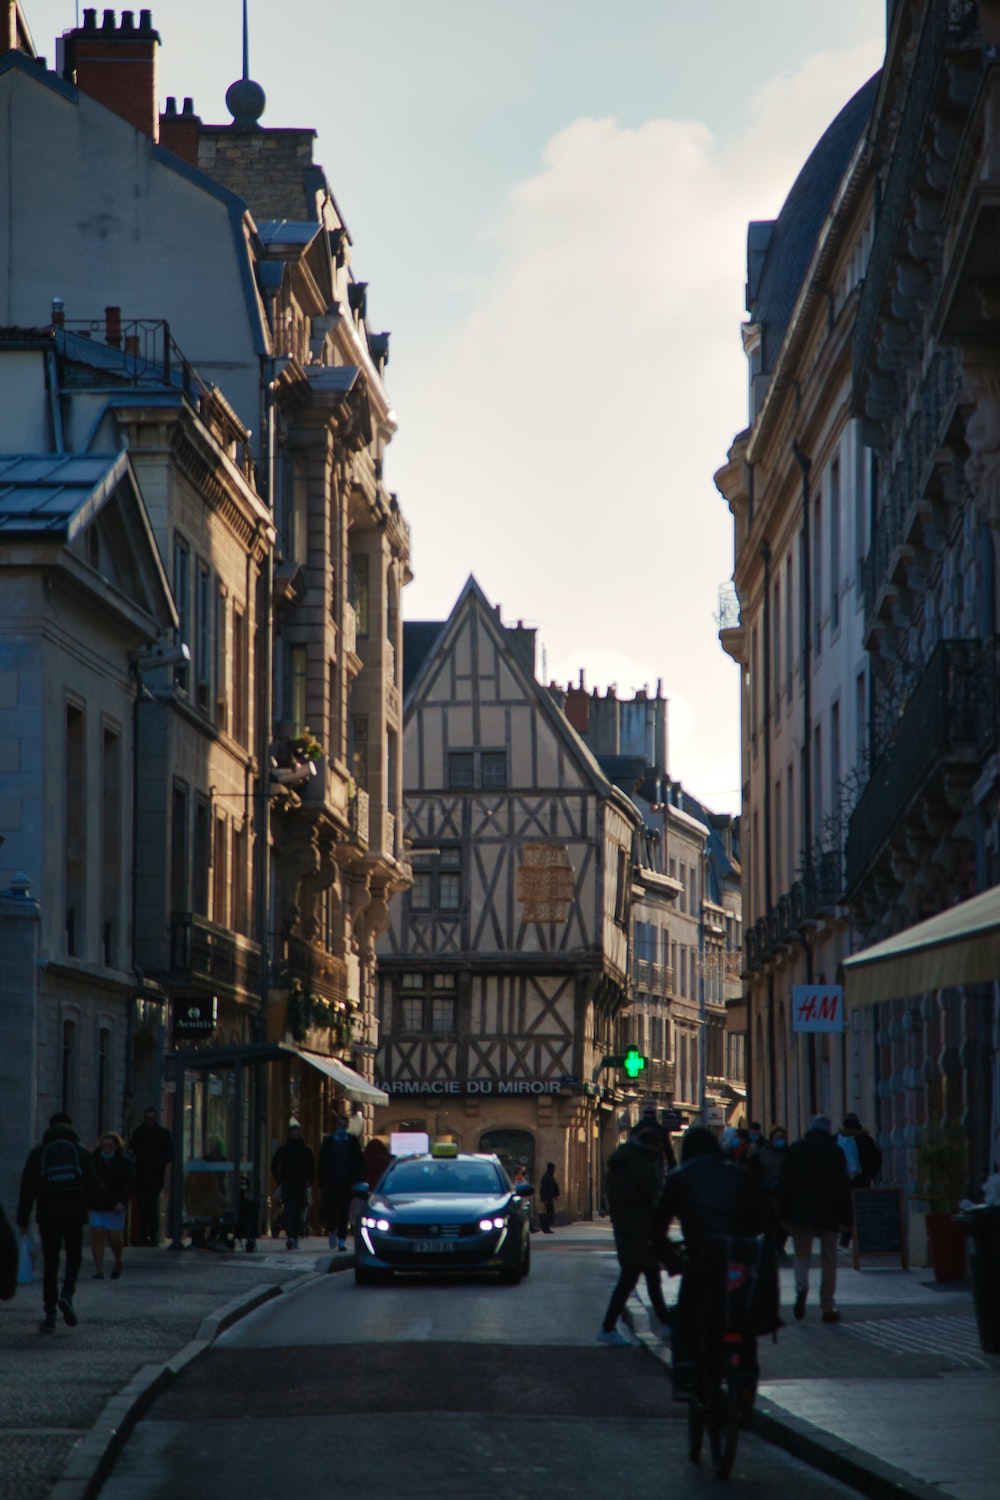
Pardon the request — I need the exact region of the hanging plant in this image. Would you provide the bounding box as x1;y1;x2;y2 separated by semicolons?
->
290;727;323;762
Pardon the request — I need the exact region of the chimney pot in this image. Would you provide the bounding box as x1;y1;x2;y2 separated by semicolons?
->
83;8;97;27
102;10;116;30
105;305;122;348
121;10;135;30
164;95;176;114
140;8;152;28
182;96;194;114
51;297;65;328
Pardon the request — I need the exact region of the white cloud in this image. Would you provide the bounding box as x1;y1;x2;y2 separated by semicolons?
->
396;37;883;816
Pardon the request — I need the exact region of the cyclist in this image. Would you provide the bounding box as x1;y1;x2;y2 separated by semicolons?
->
655;1125;778;1402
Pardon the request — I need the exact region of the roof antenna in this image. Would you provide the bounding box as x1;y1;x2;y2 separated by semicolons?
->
225;0;266;128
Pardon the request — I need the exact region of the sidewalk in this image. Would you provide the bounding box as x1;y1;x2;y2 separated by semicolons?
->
0;1236;346;1500
627;1240;1000;1500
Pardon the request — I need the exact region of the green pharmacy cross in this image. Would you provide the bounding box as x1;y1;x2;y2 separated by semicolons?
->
622;1047;647;1078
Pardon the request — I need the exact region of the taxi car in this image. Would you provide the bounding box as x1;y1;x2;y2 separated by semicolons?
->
355;1144;532;1285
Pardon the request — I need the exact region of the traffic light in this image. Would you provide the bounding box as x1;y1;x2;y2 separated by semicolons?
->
622;1046;647;1079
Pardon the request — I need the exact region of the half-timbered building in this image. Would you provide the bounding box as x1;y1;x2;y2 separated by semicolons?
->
375;578;642;1220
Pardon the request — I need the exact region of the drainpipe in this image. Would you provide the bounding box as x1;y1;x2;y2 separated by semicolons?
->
761;538;776;1126
792;438;815;1121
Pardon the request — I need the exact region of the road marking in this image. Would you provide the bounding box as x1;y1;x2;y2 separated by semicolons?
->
845;1314;990;1369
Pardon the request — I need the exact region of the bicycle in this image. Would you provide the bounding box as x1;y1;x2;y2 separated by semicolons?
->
686;1321;753;1477
678;1232;775;1479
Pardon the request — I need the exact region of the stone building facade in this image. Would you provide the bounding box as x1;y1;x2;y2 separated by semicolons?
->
0;7;406;1213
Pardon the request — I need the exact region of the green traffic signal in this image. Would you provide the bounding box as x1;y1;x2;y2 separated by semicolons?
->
623;1047;647;1079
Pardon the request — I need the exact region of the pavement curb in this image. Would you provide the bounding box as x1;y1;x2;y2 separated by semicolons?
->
634;1328;940;1500
752;1403;946;1500
46;1255;353;1500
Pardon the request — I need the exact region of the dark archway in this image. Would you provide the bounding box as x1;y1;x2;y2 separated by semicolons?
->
479;1127;535;1183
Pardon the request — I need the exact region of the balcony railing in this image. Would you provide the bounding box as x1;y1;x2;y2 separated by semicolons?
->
170;912;262;995
717;582;741;631
282;935;349;1007
633;959;675;997
846;638;992;892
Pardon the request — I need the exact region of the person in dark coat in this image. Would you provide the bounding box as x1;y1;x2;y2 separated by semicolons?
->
839;1112;882;1188
538;1162;560;1232
271;1121;315;1249
635;1106;677;1171
17;1111;97;1332
597;1127;672;1345
362;1136;392;1193
317;1115;364;1250
779;1114;854;1323
90;1132;135;1279
654;1125;775;1399
127;1106;174;1247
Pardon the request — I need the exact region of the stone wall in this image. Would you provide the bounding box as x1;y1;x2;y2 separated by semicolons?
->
198;128;318;223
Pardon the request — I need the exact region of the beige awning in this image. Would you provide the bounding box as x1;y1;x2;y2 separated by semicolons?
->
297;1047;389;1105
842;885;1000;1006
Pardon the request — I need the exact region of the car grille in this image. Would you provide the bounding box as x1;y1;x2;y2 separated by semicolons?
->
394;1222;479;1239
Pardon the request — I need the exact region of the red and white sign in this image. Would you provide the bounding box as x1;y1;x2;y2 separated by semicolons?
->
791;984;844;1033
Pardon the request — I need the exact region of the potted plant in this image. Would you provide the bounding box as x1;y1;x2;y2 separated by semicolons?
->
917;1117;968;1282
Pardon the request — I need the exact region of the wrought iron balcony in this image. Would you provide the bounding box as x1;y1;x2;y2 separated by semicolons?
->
282;935;349;1007
633;960;676;997
846;638;992;892
717;582;741;631
745;926;759;969
170;912;262;995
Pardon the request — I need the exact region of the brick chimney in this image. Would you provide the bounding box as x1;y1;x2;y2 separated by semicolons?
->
159;95;201;167
0;1;33;57
63;9;161;142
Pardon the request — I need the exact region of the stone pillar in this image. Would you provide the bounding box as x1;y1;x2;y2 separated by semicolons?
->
0;873;40;1214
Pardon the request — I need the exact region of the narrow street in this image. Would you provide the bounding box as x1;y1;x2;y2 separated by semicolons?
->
97;1232;859;1500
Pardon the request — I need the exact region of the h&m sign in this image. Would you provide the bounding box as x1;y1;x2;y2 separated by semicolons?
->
791;985;844;1033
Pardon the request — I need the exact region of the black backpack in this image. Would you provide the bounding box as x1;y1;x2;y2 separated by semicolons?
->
701;1231;782;1337
41;1138;84;1194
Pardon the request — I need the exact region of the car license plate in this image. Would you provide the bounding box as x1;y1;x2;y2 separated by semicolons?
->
414;1239;454;1253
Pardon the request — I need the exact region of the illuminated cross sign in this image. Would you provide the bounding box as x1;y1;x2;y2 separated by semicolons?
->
622;1047;647;1078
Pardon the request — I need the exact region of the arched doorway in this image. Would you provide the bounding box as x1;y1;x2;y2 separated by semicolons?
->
479;1128;535;1183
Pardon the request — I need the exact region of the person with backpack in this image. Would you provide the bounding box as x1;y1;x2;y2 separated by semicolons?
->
16;1111;96;1332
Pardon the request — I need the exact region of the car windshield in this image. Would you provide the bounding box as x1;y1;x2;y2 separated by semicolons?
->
381;1160;506;1195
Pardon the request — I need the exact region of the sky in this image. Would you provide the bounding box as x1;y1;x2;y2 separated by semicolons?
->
26;1;886;813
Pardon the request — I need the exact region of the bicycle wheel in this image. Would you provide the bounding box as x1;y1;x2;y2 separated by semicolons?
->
687;1398;706;1463
708;1381;741;1478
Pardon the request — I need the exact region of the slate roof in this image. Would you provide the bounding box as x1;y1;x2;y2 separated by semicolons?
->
402;620;446;699
0;453;129;536
257;220;321;247
752;73;879;373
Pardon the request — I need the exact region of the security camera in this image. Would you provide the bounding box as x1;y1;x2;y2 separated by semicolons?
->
129;640;192;670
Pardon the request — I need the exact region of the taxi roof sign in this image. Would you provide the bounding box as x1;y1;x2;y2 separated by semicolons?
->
430;1141;460;1157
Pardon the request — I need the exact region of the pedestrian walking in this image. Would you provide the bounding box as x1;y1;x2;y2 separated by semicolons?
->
838;1112;882;1188
270;1121;315;1249
16;1111;96;1333
635;1106;677;1170
754;1125;790;1258
779;1114;853;1323
90;1132;135;1279
317;1114;365;1250
538;1161;560;1232
127;1106;174;1247
597;1127;673;1346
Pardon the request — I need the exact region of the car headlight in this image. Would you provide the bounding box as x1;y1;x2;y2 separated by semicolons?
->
479;1216;506;1231
362;1216;391;1232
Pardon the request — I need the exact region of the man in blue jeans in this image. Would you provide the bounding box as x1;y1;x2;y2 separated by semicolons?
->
17;1111;96;1332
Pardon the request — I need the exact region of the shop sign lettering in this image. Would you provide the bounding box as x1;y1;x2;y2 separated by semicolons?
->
383;1078;567;1096
791;984;844;1033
